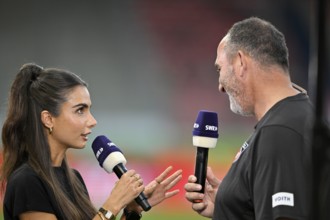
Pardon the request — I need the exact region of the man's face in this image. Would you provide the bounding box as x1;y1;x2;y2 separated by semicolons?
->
215;38;254;117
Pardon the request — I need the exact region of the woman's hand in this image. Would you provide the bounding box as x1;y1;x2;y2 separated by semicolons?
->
145;166;182;207
125;166;182;214
103;169;144;216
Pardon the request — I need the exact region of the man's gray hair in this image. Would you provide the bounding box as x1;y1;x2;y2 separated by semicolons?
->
225;17;289;72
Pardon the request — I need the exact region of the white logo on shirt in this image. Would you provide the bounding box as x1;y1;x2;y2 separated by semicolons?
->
272;192;294;208
233;142;249;163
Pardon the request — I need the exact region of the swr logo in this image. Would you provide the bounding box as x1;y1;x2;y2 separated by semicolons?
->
107;142;116;147
96;147;103;158
205;125;218;131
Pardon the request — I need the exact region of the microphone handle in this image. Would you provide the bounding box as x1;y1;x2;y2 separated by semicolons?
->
194;147;209;193
113;163;151;211
113;163;127;178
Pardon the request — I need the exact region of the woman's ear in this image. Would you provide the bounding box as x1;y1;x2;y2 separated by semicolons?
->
41;110;54;130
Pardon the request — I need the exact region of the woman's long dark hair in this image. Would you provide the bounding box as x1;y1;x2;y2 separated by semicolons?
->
1;63;96;219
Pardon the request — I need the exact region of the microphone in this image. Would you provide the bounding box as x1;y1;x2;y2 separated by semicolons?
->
92;135;151;211
192;110;219;199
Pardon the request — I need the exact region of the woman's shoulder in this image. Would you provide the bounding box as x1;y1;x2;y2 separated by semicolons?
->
5;163;51;205
8;163;41;185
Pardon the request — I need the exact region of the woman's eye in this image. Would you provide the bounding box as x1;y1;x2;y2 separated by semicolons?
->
77;108;84;114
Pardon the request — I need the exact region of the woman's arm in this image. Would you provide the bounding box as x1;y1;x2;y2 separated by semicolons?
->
19;211;57;220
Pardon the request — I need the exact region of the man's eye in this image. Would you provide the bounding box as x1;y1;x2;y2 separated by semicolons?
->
215;66;221;73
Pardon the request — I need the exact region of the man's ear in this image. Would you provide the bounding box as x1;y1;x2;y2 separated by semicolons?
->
236;50;248;78
41;110;54;129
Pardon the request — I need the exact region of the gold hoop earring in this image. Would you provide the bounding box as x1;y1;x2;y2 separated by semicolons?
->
49;127;53;134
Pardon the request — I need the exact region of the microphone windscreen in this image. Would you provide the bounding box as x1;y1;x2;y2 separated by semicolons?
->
193;110;219;138
192;110;219;148
92;135;127;172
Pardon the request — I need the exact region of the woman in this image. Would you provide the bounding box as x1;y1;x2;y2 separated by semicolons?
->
1;63;182;220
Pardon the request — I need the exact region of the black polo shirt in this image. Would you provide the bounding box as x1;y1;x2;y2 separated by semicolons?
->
213;93;313;220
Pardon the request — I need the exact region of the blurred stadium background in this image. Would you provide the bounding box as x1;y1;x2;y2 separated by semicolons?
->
0;0;328;219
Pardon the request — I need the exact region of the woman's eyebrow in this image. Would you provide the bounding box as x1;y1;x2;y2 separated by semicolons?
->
72;103;89;109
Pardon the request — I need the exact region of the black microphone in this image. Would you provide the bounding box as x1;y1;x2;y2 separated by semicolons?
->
192;110;219;200
91;135;151;211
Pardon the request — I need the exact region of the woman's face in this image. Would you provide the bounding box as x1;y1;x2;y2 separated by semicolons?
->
50;85;97;151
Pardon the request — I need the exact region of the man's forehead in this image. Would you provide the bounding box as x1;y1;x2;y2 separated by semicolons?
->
217;35;228;53
220;34;229;45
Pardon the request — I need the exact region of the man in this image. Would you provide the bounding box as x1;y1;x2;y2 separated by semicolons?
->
184;17;313;220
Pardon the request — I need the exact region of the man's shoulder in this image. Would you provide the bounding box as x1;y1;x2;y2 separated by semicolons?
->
261;94;314;130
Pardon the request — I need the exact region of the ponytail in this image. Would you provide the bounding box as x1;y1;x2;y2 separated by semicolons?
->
1;63;44;186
